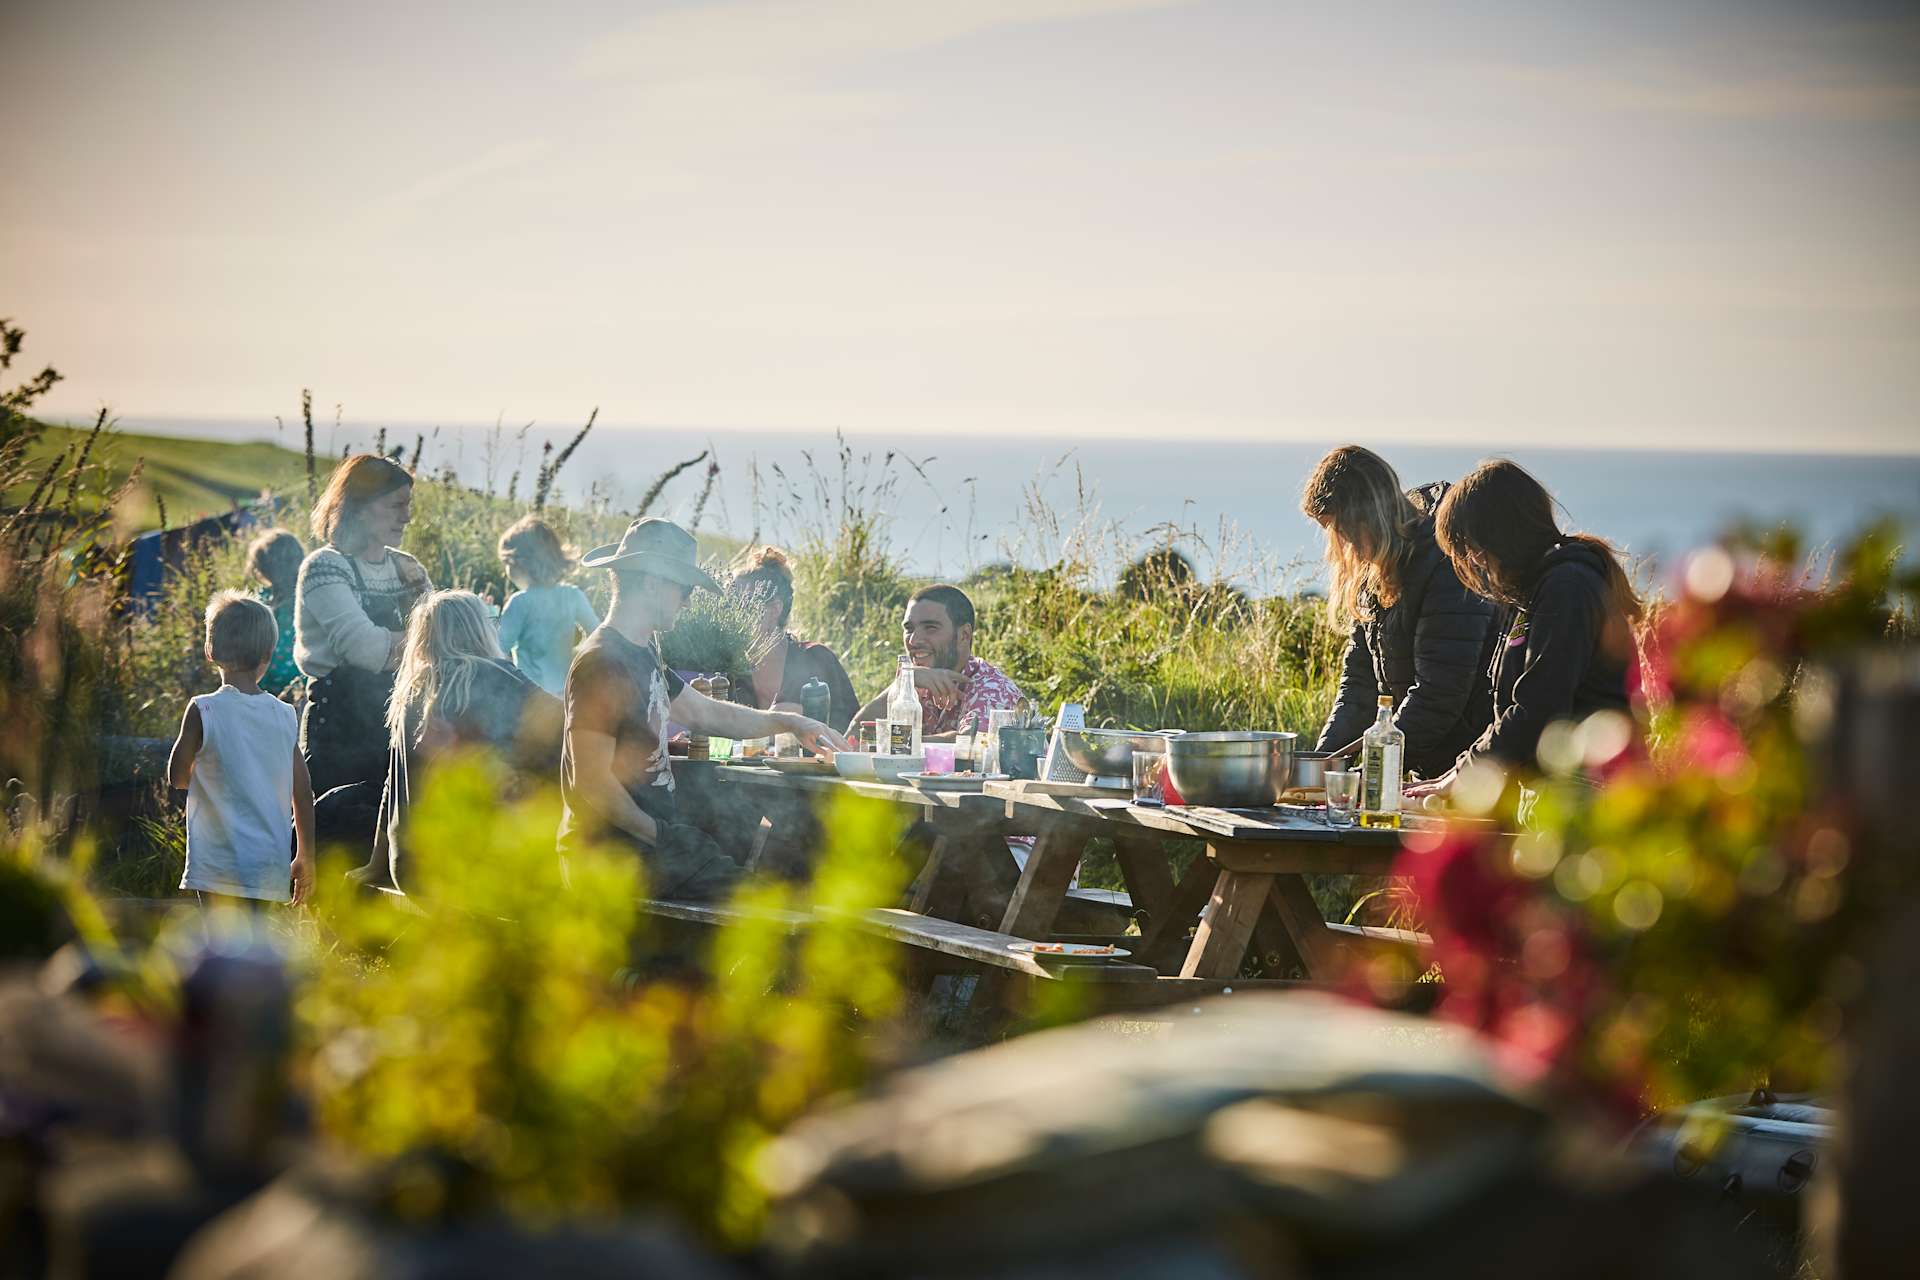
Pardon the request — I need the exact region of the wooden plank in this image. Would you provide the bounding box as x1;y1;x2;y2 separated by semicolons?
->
825;906;1156;983
1207;840;1400;876
1179;867;1274;980
1265;874;1345;979
997;829;1089;939
637;898;810;929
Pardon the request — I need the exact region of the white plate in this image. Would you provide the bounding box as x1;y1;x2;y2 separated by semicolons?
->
1007;941;1132;958
902;772;990;791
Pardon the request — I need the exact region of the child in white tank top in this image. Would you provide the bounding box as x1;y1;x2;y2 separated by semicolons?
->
168;591;317;906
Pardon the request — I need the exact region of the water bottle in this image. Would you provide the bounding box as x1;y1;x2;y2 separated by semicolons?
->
800;676;831;728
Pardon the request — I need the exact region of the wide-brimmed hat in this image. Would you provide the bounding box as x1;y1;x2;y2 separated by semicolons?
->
579;517;721;592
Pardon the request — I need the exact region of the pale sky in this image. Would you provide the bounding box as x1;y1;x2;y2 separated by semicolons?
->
6;0;1919;450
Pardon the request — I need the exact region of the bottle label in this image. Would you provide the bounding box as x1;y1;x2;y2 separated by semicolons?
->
888;721;915;755
1379;743;1402;813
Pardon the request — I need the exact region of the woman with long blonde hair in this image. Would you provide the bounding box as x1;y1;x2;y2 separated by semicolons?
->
1301;446;1498;778
359;590;560;892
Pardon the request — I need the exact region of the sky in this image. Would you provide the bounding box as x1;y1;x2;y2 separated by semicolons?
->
5;0;1919;452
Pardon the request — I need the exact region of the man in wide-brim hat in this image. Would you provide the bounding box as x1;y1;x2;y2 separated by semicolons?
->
558;517;846;899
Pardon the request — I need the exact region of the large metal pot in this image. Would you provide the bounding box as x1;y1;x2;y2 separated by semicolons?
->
1058;727;1178;779
1164;731;1296;807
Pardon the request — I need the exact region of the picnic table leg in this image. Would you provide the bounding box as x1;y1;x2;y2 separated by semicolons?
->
1265;873;1345;979
1179;865;1275;980
908;832;988;919
1134;854;1216;974
997;830;1089;939
1109;829;1176;930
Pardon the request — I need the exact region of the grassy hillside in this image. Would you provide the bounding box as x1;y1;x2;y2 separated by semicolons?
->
5;421;325;530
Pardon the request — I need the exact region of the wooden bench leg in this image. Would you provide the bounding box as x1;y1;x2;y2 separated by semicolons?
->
1110;829;1176;928
1180;867;1274;980
998;830;1088;939
1266;873;1345;980
1135;855;1216;974
909;833;980;919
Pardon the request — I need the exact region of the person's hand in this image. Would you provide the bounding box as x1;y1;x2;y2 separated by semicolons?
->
1403;770;1455;801
781;715;850;758
912;666;965;700
291;852;315;906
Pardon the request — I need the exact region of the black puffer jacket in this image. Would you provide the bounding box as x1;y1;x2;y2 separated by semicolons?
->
1314;483;1498;778
1462;539;1635;772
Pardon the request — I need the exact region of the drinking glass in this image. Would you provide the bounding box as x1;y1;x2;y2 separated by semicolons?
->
1131;750;1167;805
709;736;734;762
923;743;955;775
985;708;1021;775
1325;770;1360;828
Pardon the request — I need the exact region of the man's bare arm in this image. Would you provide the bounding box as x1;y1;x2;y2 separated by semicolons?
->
672;686;849;754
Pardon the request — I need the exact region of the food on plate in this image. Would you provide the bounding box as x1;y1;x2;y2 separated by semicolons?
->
1031;942;1118;955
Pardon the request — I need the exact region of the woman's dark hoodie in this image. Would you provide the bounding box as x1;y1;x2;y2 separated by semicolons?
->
1314;483;1499;778
1460;539;1635;773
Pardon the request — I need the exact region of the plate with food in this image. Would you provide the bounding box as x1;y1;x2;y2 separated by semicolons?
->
764;755;837;777
1007;941;1132;958
903;771;990;791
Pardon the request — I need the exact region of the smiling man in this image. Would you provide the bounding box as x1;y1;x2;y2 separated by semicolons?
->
849;584;1023;743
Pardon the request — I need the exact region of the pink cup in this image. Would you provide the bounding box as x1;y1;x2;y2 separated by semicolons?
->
923;743;955;775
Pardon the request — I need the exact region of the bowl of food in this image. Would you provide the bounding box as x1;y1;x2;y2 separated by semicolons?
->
1163;731;1296;808
833;750;876;781
1057;727;1179;780
869;754;926;784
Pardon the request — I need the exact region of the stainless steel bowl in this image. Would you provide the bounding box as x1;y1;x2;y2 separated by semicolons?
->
1164;731;1297;807
1058;727;1177;779
1290;751;1342;791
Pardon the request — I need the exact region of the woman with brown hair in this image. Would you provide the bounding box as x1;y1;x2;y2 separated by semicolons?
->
1303;446;1498;779
1417;458;1641;791
294;455;431;842
727;545;858;730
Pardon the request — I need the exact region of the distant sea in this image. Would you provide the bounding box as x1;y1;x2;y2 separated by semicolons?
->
98;417;1920;586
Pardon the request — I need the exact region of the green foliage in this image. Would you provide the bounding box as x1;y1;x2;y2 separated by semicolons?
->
658;574;758;677
300;758;908;1243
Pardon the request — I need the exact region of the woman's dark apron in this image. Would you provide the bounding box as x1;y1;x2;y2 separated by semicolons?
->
300;554;421;854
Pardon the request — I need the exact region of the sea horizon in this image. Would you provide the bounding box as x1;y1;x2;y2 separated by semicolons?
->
45;413;1920;584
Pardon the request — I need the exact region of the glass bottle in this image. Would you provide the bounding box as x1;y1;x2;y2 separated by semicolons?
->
1359;695;1403;829
885;652;923;755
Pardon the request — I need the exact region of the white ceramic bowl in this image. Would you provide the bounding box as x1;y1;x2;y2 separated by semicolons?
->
869;754;925;784
833;751;877;781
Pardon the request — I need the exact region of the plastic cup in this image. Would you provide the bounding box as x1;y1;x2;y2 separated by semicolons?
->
923;743;955;775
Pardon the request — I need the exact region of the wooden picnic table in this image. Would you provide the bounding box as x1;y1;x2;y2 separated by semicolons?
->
676;763;1421;985
975;782;1411;981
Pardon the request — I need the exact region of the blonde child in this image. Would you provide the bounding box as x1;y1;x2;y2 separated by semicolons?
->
167;591;316;907
496;515;600;697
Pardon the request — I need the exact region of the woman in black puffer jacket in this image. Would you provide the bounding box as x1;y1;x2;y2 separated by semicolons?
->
1413;458;1643;791
1304;446;1498;779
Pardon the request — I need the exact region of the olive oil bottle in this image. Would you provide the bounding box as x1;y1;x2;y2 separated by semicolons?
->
1359;695;1404;830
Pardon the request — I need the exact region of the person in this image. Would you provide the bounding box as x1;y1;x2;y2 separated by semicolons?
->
1411;459;1642;796
848;584;1023;741
559;518;847;900
245;528;306;698
365;590;561;893
167;591;316;908
1301;446;1498;779
294;455;430;847
495;515;600;697
726;545;858;728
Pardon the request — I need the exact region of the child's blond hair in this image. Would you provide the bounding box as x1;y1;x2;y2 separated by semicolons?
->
497;515;573;587
205;590;278;670
387;590;505;748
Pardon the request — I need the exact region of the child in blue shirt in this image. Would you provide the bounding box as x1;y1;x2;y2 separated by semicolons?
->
496;516;600;697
